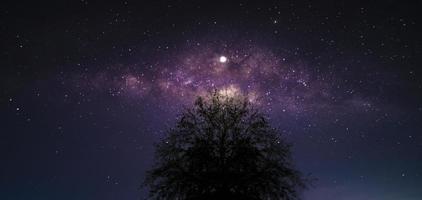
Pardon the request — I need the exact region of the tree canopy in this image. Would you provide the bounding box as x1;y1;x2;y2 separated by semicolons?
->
145;92;307;200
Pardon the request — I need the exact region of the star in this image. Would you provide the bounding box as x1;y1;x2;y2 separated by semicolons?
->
219;56;228;63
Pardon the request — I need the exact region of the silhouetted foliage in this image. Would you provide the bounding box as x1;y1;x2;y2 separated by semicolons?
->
145;92;307;200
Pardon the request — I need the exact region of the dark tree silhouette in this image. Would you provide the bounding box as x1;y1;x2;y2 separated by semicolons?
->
145;92;307;200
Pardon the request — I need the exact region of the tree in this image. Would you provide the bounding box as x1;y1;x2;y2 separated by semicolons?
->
145;92;307;200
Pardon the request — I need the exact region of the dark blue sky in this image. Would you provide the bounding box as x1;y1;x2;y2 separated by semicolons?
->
1;1;422;199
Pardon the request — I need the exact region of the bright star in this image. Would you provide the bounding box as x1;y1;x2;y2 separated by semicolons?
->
219;56;227;63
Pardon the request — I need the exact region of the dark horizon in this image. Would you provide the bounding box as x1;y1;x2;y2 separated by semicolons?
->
1;1;422;199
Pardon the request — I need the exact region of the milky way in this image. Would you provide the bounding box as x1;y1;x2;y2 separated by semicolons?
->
74;39;375;119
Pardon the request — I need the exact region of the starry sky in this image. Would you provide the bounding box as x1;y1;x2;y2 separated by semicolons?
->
1;1;422;200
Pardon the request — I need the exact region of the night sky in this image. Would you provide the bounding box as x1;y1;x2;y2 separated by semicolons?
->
1;1;422;199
